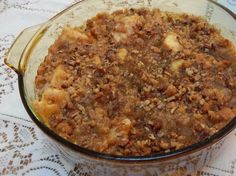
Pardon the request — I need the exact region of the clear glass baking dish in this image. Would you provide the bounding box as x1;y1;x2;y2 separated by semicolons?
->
4;0;236;175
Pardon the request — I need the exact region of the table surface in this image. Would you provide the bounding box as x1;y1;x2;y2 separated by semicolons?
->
0;0;236;175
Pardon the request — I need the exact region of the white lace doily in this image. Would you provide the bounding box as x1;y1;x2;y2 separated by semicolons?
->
0;0;236;175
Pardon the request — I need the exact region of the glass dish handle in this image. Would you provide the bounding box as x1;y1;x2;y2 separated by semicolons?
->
4;24;43;74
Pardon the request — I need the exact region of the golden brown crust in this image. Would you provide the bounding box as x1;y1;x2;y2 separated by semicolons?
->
34;8;236;156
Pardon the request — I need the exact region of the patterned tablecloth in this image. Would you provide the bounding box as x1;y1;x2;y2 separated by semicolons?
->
0;0;236;175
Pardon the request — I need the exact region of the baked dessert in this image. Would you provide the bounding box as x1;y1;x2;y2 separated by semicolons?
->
33;8;236;156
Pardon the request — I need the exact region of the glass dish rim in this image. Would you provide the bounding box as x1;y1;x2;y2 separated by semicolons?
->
18;0;236;163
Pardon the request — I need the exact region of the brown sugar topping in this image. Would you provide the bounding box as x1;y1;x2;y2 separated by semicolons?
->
34;8;236;156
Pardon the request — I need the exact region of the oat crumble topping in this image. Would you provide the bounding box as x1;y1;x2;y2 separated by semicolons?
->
34;8;236;156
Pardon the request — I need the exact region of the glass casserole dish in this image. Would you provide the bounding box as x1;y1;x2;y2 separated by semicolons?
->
4;0;236;175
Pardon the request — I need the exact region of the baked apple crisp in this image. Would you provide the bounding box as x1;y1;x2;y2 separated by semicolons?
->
34;8;236;156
